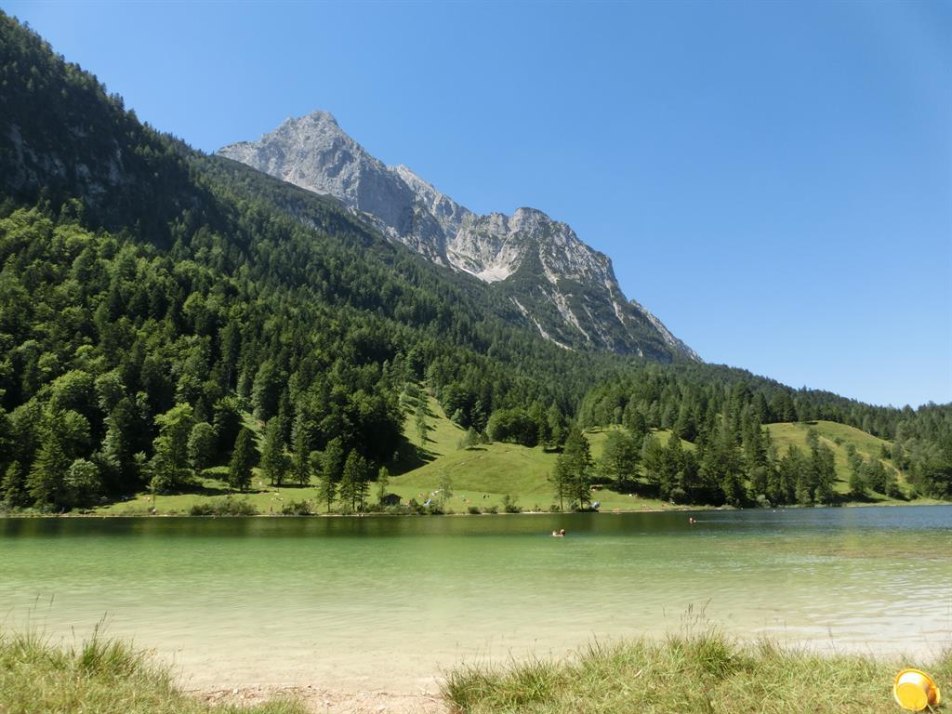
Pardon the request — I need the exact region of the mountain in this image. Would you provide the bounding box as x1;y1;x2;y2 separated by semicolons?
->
0;11;627;508
218;112;698;362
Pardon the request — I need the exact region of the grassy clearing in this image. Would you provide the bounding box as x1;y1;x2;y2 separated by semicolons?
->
767;421;908;499
0;629;304;714
442;628;952;714
93;474;324;516
406;392;468;458
388;411;687;514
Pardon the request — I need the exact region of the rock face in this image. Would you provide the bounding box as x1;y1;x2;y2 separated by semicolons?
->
219;112;698;361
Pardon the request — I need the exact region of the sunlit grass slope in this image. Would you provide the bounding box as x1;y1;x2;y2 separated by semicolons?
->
392;393;557;511
403;392;467;458
390;409;679;513
766;420;906;498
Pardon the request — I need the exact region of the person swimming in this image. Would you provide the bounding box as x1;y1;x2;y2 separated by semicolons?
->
552;528;566;537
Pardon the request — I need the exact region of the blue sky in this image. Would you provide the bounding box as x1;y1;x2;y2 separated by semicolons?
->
6;0;951;408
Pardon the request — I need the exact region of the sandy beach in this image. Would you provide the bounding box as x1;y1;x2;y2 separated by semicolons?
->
193;684;448;713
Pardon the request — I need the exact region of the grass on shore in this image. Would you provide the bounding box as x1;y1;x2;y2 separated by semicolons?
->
0;629;305;714
443;628;951;714
3;625;949;714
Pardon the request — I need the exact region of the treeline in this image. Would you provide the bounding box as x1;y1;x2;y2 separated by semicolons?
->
578;362;913;439
576;371;952;502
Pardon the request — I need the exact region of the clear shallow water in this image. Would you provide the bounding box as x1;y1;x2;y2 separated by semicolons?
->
1;506;950;692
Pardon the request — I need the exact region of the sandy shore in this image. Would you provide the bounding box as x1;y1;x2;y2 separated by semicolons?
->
193;684;449;713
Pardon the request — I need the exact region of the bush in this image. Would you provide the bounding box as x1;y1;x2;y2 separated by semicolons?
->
189;497;258;516
406;498;443;515
468;506;481;515
280;500;313;515
502;494;522;514
669;487;688;504
381;504;414;515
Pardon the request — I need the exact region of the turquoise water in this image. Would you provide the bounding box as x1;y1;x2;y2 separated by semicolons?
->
1;506;950;692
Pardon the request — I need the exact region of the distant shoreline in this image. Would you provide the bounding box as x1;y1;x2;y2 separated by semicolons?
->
2;499;948;519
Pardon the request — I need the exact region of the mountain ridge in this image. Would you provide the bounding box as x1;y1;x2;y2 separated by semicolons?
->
219;111;698;362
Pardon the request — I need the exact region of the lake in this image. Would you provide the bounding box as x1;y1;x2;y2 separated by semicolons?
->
1;506;950;693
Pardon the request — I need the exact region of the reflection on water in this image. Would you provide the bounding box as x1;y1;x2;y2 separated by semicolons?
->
1;506;950;692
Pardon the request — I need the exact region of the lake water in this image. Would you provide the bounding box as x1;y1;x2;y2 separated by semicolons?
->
1;506;950;693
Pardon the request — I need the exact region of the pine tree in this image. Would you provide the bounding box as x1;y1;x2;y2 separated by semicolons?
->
317;469;337;513
261;418;290;487
777;445;805;505
27;409;72;509
376;466;390;505
552;425;592;510
659;432;684;501
340;450;370;512
641;433;664;489
318;437;346;512
415;407;428;445
546;404;565;448
813;443;837;504
291;413;311;487
600;430;640;490
228;427;256;492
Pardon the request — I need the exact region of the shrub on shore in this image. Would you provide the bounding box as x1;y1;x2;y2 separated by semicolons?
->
189;497;258;516
0;629;304;714
442;629;952;714
279;500;313;516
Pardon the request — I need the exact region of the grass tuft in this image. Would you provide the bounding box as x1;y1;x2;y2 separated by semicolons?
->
442;630;951;714
0;628;306;714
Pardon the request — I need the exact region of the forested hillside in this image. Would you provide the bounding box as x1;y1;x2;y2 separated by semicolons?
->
575;367;952;503
0;13;948;513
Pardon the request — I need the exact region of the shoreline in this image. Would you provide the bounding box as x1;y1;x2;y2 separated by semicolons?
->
191;684;448;714
3;498;947;519
5;622;947;714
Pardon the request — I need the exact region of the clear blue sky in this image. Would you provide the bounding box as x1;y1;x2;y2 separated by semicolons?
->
6;0;951;408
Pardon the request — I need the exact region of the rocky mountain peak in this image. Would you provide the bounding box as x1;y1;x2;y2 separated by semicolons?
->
275;110;341;134
217;113;698;362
